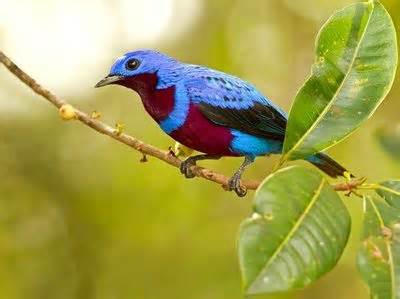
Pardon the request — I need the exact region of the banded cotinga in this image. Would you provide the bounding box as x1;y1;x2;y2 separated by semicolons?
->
95;50;347;196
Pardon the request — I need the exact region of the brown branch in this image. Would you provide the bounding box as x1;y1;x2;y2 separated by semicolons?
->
0;49;360;195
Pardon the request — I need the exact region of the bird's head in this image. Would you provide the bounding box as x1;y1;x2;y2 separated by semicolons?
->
95;49;178;92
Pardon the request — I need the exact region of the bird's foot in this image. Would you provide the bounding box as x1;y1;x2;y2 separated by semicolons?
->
180;157;197;179
227;175;247;197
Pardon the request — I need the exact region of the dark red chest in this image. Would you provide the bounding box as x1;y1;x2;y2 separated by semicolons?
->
170;103;236;156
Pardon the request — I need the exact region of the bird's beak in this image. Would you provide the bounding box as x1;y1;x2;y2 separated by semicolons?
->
94;75;123;88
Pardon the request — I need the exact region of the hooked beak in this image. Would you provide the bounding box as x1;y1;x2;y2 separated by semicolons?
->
94;75;123;88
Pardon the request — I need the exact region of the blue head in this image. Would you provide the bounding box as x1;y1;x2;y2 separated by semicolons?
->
95;49;180;90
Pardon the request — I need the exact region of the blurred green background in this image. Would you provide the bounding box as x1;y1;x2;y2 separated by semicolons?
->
0;0;399;298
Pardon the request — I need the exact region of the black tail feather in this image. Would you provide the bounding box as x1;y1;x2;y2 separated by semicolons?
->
309;153;350;178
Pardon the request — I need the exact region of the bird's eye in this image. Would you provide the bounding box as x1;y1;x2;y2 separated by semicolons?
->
125;58;140;70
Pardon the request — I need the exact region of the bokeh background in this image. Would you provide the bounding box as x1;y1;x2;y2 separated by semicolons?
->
0;0;399;298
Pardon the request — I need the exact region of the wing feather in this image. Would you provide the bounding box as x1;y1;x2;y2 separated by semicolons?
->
184;69;287;140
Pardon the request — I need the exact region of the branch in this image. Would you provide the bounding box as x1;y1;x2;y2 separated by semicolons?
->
0;50;360;195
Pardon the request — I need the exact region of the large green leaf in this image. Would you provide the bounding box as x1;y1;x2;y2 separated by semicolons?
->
282;0;398;161
357;196;400;299
376;180;400;209
238;166;350;295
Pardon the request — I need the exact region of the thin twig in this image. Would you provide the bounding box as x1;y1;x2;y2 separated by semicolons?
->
0;50;360;194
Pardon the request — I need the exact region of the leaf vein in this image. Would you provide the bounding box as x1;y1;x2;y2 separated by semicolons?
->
283;3;374;160
252;179;326;286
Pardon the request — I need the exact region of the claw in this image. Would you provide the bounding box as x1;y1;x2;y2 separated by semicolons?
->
179;159;196;179
179;154;221;180
228;176;247;197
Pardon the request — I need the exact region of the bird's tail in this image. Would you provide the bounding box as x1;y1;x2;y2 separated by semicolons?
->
307;153;349;178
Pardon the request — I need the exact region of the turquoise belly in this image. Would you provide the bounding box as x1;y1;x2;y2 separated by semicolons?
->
229;129;283;157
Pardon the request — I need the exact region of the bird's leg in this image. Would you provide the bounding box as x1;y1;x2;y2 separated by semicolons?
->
228;156;255;197
180;154;221;179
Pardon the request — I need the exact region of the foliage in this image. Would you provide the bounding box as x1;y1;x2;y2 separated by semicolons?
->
238;0;399;297
357;196;400;299
239;166;350;294
282;0;397;161
376;180;400;209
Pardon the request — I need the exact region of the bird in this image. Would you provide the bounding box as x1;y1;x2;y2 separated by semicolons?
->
95;49;348;196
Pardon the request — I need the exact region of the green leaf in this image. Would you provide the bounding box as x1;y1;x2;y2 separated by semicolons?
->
376;181;400;209
282;0;398;161
238;166;350;295
357;196;400;299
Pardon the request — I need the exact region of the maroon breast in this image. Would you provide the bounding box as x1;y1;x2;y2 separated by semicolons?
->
170;103;236;156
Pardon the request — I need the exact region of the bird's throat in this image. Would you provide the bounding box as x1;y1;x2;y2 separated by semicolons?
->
117;73;175;123
117;73;158;95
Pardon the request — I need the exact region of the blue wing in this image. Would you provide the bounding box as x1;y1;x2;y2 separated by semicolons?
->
184;68;288;140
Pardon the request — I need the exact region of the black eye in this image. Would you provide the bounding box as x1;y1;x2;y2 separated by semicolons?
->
125;58;140;70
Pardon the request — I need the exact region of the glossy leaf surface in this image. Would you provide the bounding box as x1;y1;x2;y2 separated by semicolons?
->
238;166;351;295
283;1;398;160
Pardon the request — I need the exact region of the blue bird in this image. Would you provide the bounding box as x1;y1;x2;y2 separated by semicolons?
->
95;50;348;196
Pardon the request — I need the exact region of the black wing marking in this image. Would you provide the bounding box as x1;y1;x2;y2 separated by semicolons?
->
198;102;287;141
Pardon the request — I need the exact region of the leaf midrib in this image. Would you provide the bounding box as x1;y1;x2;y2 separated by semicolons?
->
282;2;374;161
249;178;325;291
